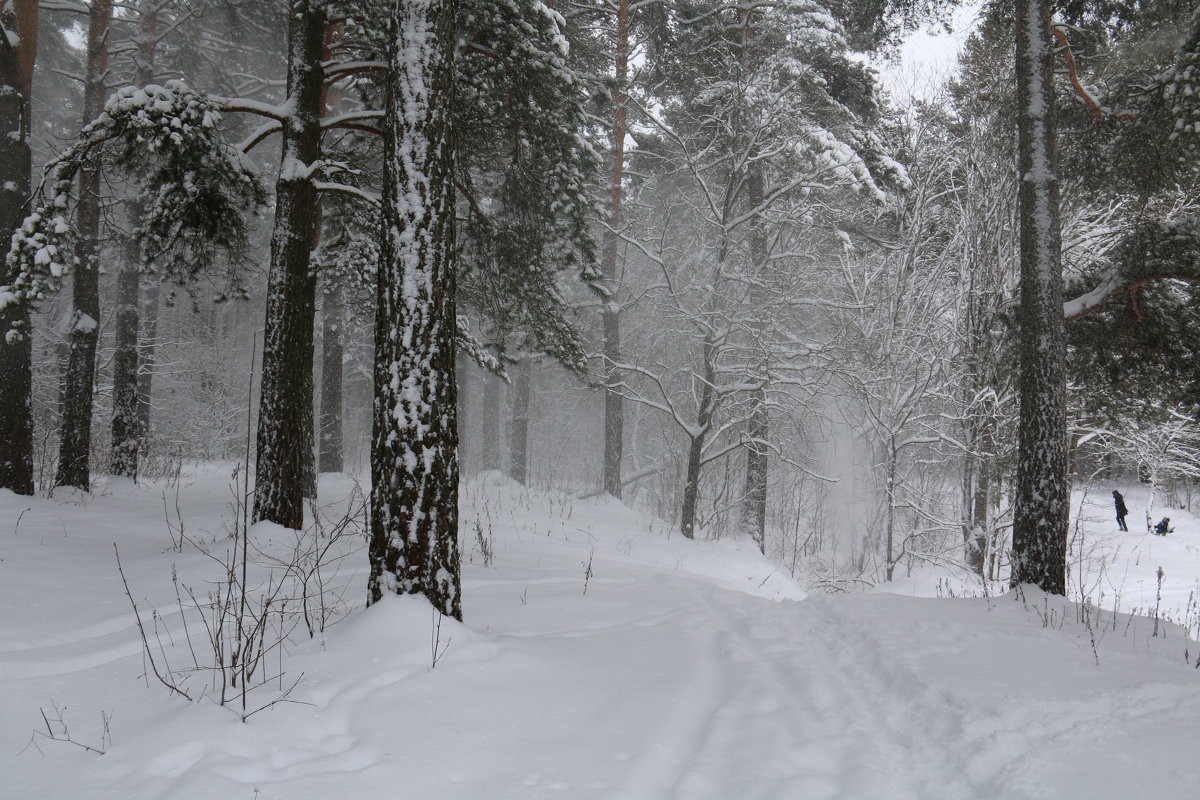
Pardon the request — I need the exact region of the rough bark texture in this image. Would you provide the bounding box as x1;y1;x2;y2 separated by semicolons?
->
56;0;113;490
741;164;769;553
0;0;37;495
318;283;344;473
1011;0;1068;595
110;2;158;479
367;0;462;620
509;355;531;485
252;0;325;529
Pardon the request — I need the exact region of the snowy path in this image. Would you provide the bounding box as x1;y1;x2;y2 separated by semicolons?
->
4;475;1200;799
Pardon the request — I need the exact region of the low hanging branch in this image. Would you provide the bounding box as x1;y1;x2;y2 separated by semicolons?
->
2;81;265;337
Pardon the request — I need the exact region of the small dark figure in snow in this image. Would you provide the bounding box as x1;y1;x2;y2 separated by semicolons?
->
1112;490;1128;532
1154;517;1173;535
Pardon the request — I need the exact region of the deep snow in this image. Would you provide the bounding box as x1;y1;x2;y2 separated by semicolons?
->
3;469;1200;799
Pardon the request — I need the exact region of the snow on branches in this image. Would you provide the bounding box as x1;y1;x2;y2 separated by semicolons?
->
3;81;264;336
1168;7;1200;139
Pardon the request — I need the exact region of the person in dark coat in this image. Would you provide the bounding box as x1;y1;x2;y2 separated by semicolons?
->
1154;517;1173;535
1112;490;1129;532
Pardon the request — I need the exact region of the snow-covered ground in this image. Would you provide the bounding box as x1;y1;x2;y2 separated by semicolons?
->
3;469;1200;799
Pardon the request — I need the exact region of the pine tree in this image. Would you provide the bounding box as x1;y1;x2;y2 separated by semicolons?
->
367;0;462;620
251;0;328;529
1011;0;1068;594
110;0;162;480
0;0;37;495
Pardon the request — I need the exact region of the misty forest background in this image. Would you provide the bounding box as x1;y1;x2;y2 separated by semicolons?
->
3;0;1200;604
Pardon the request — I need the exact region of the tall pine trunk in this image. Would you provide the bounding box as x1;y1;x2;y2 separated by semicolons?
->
318;283;344;473
0;0;37;495
509;355;531;485
601;0;629;498
110;0;159;479
56;0;113;490
252;0;325;529
1011;0;1068;594
741;163;770;553
367;0;461;620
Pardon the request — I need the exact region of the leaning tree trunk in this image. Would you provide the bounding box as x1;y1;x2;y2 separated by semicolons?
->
0;0;37;495
367;0;461;620
509;355;532;485
1011;0;1068;594
601;0;630;499
56;0;113;490
252;0;326;529
318;282;344;473
110;0;159;479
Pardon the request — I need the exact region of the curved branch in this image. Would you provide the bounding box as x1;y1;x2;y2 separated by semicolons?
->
237;120;282;154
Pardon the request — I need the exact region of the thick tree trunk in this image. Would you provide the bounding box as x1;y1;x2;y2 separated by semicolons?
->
368;0;461;620
1011;0;1068;594
318;283;344;473
56;0;113;490
0;0;37;495
509;355;532;485
601;0;629;499
252;0;325;529
741;164;770;553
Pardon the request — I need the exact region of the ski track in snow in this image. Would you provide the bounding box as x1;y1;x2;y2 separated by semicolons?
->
614;586;974;800
4;475;1200;799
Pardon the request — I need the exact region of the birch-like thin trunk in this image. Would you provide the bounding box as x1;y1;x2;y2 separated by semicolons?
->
252;0;325;529
1011;0;1068;594
136;285;159;444
367;0;461;620
56;0;113;490
601;0;629;499
0;0;37;495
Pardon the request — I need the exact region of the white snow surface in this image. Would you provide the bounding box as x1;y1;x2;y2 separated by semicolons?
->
3;471;1200;799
